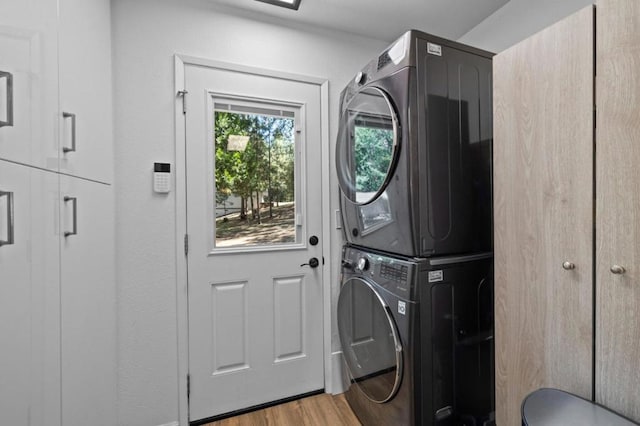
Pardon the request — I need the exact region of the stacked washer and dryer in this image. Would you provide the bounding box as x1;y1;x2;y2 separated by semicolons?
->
336;30;495;426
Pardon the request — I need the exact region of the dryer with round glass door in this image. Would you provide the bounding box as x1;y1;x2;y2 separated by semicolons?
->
336;30;494;257
337;244;495;426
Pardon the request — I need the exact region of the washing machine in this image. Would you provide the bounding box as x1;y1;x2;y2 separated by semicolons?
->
336;30;493;257
337;245;495;425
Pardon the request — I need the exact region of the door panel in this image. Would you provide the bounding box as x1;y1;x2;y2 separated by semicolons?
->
596;0;640;421
58;0;113;183
0;0;59;171
60;175;116;426
493;7;594;425
273;276;305;361
0;160;60;426
185;65;324;421
210;281;249;374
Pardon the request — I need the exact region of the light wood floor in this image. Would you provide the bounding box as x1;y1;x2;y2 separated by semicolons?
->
203;393;362;426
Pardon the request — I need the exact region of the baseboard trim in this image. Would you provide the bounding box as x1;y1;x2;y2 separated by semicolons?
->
330;351;348;394
157;422;179;426
190;389;324;425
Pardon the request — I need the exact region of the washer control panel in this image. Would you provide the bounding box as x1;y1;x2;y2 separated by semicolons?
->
380;262;408;283
342;246;416;300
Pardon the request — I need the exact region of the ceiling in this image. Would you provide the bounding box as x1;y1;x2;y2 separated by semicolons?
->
208;0;511;42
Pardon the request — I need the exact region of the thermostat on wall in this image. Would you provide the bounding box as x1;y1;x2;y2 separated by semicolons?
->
153;162;171;193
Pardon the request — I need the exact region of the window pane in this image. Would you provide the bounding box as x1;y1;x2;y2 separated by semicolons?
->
213;107;297;248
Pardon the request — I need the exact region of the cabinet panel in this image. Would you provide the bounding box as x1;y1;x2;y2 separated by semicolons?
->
0;160;60;426
493;6;595;425
0;0;59;171
596;0;640;421
60;175;115;426
58;0;113;183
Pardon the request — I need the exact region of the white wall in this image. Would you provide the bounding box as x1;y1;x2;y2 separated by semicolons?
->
111;1;386;424
458;0;594;53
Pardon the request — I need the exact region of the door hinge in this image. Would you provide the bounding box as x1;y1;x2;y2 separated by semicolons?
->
178;90;188;114
187;374;191;400
184;234;189;255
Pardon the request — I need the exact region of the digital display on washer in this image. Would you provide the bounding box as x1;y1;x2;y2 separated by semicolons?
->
380;263;408;283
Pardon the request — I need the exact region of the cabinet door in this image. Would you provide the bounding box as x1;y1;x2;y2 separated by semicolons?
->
58;0;113;183
596;0;640;421
0;0;59;171
60;175;115;426
0;160;60;426
493;6;594;425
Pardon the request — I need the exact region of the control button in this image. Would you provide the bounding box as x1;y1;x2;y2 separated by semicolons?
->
356;257;369;271
354;71;366;85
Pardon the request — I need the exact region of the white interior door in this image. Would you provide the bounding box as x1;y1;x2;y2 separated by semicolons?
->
184;64;324;422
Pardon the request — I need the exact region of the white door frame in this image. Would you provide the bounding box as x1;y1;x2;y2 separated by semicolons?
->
173;54;332;426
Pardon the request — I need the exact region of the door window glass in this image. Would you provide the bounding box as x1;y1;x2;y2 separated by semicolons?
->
336;87;398;205
213;100;299;249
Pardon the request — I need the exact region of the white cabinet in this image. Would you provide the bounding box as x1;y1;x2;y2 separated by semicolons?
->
58;0;113;183
0;160;61;426
60;175;116;426
0;1;115;425
0;0;59;172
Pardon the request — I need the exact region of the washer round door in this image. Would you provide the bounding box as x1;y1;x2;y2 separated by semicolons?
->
337;277;403;403
336;86;400;205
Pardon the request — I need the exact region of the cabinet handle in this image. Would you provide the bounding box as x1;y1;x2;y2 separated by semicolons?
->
610;265;626;275
0;191;14;246
62;112;76;153
0;71;13;128
64;196;77;237
562;261;575;270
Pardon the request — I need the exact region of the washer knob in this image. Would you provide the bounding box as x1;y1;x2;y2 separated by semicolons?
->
356;257;369;271
354;71;366;85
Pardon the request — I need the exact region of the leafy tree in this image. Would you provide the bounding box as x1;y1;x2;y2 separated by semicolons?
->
354;125;393;193
214;110;295;221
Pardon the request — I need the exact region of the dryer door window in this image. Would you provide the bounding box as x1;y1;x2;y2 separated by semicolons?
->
336;87;399;205
337;277;403;403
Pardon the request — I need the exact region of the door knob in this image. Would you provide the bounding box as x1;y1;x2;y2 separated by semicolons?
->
562;261;575;270
610;265;626;275
301;257;319;268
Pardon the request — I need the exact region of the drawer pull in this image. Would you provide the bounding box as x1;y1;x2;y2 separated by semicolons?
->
62;112;76;153
610;265;626;275
0;71;13;128
0;191;15;246
64;196;78;237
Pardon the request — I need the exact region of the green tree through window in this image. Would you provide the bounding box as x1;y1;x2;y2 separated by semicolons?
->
214;109;296;246
354;125;393;193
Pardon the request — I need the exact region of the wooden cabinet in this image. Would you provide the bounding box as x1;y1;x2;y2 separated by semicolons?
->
494;0;640;423
595;0;640;420
0;160;61;426
0;0;60;171
60;175;116;426
58;0;113;183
